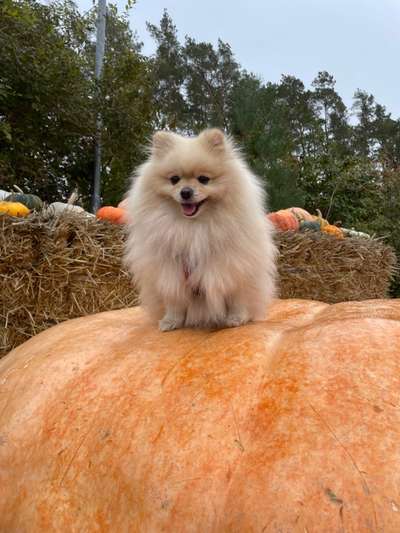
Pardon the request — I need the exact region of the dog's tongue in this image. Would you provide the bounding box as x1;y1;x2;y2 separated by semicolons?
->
182;203;197;216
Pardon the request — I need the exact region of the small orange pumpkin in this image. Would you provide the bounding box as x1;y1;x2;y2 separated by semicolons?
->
267;209;299;231
96;206;126;224
322;224;344;239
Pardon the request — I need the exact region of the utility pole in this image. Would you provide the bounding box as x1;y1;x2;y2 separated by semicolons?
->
92;0;107;214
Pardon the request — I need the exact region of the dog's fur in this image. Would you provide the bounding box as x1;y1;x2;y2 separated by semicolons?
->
124;128;277;331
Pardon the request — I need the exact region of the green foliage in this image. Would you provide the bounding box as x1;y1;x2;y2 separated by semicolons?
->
0;0;94;200
0;0;152;207
183;37;240;132
146;10;187;130
97;4;153;205
1;4;399;293
229;75;305;210
147;10;240;133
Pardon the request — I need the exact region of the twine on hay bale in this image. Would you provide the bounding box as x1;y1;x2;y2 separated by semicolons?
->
0;213;397;357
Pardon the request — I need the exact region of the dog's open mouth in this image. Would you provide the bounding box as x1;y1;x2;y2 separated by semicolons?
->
181;199;206;217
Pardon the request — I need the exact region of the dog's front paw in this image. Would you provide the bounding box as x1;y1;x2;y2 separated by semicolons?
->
159;316;184;332
223;314;249;328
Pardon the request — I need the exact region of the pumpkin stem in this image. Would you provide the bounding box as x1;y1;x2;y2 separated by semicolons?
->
67;190;80;205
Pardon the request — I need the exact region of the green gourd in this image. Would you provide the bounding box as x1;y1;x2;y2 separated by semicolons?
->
300;220;321;232
5;193;43;210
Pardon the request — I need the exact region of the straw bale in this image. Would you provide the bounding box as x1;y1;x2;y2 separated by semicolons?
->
277;230;397;302
0;212;137;356
0;213;397;357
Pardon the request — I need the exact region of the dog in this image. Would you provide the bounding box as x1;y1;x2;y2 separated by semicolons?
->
124;128;277;331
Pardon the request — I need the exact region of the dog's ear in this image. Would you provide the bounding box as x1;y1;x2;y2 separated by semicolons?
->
199;128;226;152
151;131;175;158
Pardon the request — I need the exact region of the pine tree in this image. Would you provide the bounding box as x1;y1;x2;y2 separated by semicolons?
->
146;10;187;130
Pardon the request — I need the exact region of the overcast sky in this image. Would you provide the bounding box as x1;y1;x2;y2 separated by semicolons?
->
76;0;400;119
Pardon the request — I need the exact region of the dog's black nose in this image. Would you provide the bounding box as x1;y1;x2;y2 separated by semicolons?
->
180;187;194;201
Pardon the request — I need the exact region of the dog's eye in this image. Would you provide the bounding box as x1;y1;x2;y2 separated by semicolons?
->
197;175;210;185
170;176;180;185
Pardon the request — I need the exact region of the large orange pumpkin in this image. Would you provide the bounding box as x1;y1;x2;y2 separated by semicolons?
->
267;209;299;231
1;299;400;531
289;206;314;222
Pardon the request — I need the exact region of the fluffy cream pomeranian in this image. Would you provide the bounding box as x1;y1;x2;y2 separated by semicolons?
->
124;128;277;331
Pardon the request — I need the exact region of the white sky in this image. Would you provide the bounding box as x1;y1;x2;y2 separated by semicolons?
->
76;0;400;119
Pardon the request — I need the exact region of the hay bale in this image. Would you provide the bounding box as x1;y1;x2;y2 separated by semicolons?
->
277;230;397;302
0;212;137;356
0;214;397;357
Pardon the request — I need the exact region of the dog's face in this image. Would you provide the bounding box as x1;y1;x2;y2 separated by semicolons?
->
147;129;232;219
